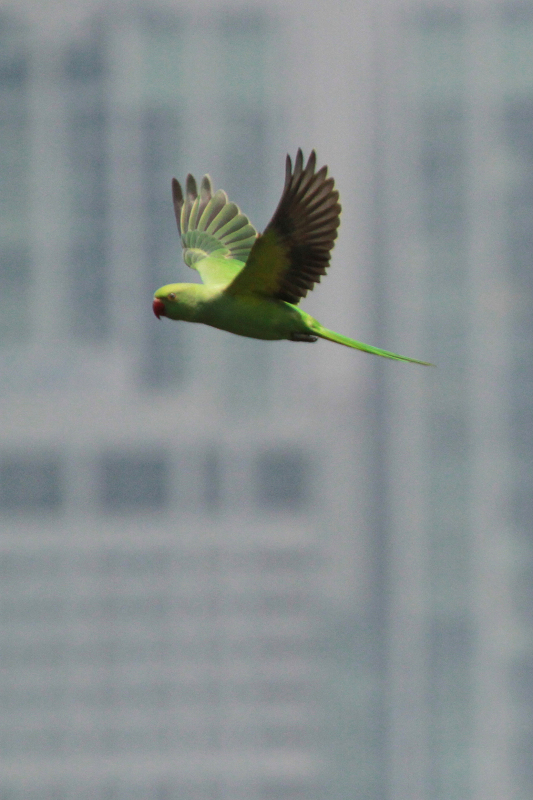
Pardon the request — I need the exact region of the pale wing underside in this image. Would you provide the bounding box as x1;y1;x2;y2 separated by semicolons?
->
172;175;257;286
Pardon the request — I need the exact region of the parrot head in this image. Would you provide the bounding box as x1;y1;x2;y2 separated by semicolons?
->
152;284;181;320
152;283;203;322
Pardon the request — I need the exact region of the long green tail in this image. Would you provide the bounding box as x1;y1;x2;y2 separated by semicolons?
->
314;325;434;366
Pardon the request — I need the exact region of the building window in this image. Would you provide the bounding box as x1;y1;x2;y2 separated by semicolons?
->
0;550;61;579
140;105;185;388
95;548;171;576
256;678;308;703
0;243;30;297
0;13;30;342
258;723;312;748
202;447;222;511
64;37;105;82
255;449;308;510
254;589;306;614
501;2;533;25
222;106;268;222
420;102;466;240
0;453;62;512
98;452;169;511
258;781;312;800
64;34;110;341
219;10;273;221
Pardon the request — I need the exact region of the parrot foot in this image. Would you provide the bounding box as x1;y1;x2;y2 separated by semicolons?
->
289;333;318;342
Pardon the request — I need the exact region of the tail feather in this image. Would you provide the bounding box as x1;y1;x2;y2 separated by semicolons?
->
314;325;434;366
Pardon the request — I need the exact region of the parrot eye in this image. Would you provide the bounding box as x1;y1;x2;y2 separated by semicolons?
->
167;292;176;301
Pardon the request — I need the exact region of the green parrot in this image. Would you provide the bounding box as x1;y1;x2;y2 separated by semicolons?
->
153;149;432;366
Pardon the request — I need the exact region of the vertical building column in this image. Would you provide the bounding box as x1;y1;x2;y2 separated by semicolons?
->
466;9;514;800
378;5;431;798
107;17;146;359
29;36;67;343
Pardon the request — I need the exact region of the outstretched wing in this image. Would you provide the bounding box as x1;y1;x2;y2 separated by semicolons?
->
172;174;258;286
224;150;341;304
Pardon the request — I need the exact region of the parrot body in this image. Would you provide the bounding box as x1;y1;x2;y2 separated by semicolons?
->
155;280;311;341
153;150;432;366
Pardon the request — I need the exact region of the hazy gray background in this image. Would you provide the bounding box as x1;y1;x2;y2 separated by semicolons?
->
1;0;532;799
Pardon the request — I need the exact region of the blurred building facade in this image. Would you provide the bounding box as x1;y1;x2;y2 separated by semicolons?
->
0;4;371;799
2;1;533;800
377;3;533;799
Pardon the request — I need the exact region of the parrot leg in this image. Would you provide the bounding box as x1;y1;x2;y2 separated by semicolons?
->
289;333;318;342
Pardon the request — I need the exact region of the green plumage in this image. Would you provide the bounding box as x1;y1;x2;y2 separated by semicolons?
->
153;150;433;367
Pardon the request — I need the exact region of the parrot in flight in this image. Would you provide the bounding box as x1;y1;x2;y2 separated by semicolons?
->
152;149;432;366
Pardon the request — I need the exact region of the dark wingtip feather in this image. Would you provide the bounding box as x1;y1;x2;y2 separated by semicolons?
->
266;149;342;304
306;150;317;172
294;148;304;176
284;154;292;189
186;174;197;201
172;177;183;206
172;178;184;233
200;174;213;200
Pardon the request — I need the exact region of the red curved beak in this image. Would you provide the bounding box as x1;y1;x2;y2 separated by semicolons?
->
152;298;166;319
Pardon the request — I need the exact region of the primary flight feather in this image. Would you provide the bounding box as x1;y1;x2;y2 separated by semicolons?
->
153;149;432;366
